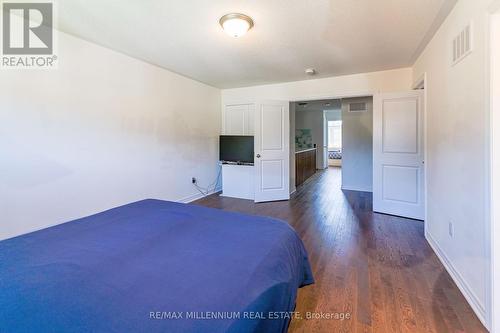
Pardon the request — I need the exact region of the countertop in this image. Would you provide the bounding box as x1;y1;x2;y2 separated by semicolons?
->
295;147;317;154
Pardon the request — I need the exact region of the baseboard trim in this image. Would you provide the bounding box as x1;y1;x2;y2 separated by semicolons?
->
425;231;488;329
177;187;222;204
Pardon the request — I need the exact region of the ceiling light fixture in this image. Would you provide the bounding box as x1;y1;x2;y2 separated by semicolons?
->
305;68;316;75
219;13;254;37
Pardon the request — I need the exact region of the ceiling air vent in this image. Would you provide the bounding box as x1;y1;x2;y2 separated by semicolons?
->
348;102;367;112
452;23;472;66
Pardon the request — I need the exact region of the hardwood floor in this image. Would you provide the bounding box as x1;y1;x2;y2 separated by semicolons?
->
193;167;486;333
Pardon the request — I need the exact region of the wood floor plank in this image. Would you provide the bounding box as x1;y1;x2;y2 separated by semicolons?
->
193;167;486;333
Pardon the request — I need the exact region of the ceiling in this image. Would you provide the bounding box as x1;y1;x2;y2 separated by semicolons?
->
57;0;457;88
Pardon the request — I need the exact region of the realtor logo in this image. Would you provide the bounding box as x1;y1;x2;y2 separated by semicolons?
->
1;1;57;68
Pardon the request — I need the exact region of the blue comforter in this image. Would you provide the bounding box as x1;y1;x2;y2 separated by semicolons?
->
0;199;313;333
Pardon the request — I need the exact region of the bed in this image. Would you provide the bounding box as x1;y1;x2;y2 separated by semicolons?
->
328;149;342;160
328;149;342;167
0;199;313;333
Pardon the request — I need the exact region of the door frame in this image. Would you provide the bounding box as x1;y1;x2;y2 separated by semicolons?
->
488;1;500;330
323;111;328;169
289;92;375;195
412;73;428;228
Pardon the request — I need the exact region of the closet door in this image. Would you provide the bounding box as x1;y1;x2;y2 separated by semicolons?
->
223;104;254;135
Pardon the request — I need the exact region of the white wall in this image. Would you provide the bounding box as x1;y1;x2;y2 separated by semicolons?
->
412;0;493;327
341;97;373;192
325;110;342;122
295;109;326;169
222;68;412;104
0;30;221;241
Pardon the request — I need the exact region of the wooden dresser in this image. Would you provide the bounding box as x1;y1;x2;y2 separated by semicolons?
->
295;148;316;186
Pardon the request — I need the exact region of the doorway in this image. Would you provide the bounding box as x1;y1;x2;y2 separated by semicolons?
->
291;97;374;193
290;91;426;221
326;114;342;168
292;99;341;189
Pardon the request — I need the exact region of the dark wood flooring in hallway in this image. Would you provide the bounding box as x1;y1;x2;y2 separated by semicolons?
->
194;167;486;333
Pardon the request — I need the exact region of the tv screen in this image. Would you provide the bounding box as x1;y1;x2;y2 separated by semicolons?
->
219;135;254;164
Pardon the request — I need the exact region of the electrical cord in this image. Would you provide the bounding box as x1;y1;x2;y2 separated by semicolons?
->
193;164;222;196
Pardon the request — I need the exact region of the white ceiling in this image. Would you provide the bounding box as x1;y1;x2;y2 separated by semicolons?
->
57;0;457;88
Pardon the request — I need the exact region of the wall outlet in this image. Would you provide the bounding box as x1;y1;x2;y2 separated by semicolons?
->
448;222;454;238
192;177;197;184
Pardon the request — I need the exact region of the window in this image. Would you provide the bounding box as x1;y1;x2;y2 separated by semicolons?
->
328;120;342;149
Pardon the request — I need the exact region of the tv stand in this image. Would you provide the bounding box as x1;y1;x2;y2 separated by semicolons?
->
221;163;254;200
221;161;254;166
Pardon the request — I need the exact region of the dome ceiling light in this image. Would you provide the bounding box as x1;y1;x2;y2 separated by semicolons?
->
305;68;316;75
219;13;254;38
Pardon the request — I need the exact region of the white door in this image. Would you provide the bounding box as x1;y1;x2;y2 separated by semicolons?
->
223;104;254;135
373;91;425;220
254;100;290;203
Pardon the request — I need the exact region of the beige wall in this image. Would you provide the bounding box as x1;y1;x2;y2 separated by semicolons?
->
0;29;221;241
412;0;493;327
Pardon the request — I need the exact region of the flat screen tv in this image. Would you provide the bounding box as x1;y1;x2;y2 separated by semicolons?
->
219;135;254;164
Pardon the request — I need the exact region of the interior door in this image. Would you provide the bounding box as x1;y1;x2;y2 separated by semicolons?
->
373;91;425;220
254;100;290;203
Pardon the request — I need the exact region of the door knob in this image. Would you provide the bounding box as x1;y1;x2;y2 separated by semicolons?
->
256;154;261;158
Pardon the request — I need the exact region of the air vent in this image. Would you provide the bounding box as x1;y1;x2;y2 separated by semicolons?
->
452;23;472;66
348;102;367;112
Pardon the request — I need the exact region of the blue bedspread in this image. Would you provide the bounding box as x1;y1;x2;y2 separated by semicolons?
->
0;199;313;333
